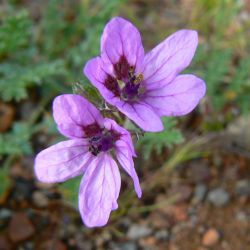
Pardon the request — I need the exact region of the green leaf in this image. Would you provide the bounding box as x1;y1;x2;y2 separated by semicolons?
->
0;122;33;156
138;117;184;159
72;81;103;108
59;176;82;208
0;60;65;101
230;57;250;91
0;10;31;57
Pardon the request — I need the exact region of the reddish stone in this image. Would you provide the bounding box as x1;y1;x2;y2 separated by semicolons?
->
202;228;220;247
8;212;35;242
0;235;12;250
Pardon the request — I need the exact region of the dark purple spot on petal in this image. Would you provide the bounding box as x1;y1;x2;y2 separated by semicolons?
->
104;55;144;101
114;55;131;80
88;130;120;156
84;123;102;137
104;74;120;96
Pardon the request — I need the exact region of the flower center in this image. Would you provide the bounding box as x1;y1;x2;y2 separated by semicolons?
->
104;55;144;102
87;127;120;156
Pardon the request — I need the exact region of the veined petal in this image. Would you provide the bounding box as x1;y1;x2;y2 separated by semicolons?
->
142;30;198;89
101;17;144;72
84;57;119;101
79;153;121;227
118;102;164;132
85;59;161;133
144;74;206;116
115;140;142;198
53;94;104;139
103;118;136;157
34;139;92;183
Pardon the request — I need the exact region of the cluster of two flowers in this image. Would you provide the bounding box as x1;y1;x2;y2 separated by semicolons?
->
35;17;206;227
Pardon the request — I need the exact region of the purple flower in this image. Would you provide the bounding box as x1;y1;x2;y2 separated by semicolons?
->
34;94;141;227
84;17;206;132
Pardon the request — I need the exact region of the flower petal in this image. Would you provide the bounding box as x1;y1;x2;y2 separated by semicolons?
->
34;139;92;183
103;118;136;157
118;102;164;132
143;74;206;116
84;57;119;101
101;17;144;72
53;94;104;138
79;153;121;227
142;30;198;89
84;58;163;132
115;140;142;198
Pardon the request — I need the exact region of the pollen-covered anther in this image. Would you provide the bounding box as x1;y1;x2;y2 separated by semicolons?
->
84;16;206;132
133;73;144;85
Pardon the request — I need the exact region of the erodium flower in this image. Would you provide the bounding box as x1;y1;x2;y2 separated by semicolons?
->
34;94;141;227
84;17;206;132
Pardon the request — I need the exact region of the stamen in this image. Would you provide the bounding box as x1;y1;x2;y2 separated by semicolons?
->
134;73;144;85
88;129;120;156
104;55;144;101
117;79;126;89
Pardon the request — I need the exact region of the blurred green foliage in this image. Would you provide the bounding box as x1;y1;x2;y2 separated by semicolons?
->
190;0;250;115
138;118;184;160
0;0;250;205
0;0;122;158
0;122;33;155
60;176;82;208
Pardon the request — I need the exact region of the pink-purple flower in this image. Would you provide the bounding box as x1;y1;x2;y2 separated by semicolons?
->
34;94;141;227
84;17;206;132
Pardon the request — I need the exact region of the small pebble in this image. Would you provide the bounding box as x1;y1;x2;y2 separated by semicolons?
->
207;188;230;207
112;242;138;250
236;211;250;222
193;184;207;203
127;224;152;240
32;191;49;207
8;212;35;242
155;230;170;241
0;209;12;228
235;180;250;196
0;209;12;220
202;228;220;247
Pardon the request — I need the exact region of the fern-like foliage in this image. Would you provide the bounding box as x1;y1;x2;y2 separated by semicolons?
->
0;10;31;57
137;117;184;159
0;61;65;101
192;47;232;109
229;57;250;114
0;122;33;156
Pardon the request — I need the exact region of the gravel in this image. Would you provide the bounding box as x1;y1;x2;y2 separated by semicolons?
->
127;225;152;240
112;242;138;250
207;188;230;207
193;184;207;203
155;230;170;241
235;180;250;196
32;191;49;208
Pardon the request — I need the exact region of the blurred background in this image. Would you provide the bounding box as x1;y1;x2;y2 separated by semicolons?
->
0;0;250;249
